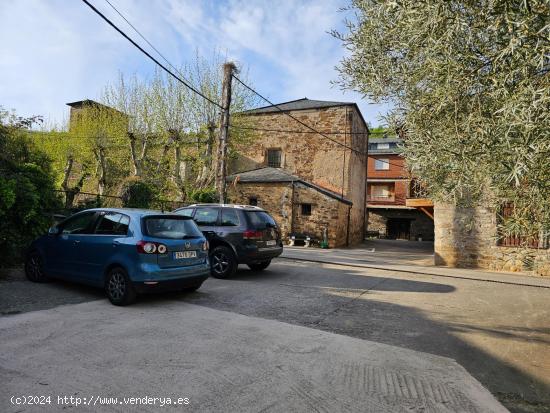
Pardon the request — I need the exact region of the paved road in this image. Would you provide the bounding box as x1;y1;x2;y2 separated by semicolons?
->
2;260;549;412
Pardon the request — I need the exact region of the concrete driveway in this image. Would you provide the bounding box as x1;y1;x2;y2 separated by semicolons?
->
1;300;504;413
1;259;549;412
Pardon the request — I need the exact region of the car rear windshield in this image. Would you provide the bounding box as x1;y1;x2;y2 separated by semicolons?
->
142;216;203;239
245;211;276;228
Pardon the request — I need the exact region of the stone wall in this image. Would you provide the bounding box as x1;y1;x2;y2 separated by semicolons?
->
228;181;351;248
227;182;293;240
232;105;367;245
292;182;350;247
434;203;550;275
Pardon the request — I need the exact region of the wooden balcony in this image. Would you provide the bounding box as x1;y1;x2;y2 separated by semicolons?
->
405;198;434;220
405;198;434;207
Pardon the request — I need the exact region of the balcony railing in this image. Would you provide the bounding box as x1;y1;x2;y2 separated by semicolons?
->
367;195;396;203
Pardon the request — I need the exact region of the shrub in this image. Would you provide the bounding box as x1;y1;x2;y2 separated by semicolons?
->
0;111;62;266
120;178;156;208
189;188;218;203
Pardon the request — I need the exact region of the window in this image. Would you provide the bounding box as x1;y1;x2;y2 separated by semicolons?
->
371;184;392;198
266;149;282;168
176;208;195;218
301;203;312;216
143;217;203;239
61;212;97;235
94;212;129;235
193;207;219;226
248;197;258;206
377;143;390;150
375;158;390;170
245;211;276;228
221;208;240;226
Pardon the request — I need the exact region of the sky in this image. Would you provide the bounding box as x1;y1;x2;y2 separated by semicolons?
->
0;0;391;127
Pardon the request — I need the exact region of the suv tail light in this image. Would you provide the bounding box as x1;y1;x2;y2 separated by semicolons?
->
137;241;167;254
243;230;263;240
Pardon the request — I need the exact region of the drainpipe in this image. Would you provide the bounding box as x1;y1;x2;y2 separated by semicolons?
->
346;204;352;246
290;180;296;234
363;129;369;240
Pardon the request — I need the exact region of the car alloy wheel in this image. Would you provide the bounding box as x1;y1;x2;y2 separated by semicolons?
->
107;271;126;301
25;252;46;282
212;251;229;275
105;267;136;306
209;245;237;279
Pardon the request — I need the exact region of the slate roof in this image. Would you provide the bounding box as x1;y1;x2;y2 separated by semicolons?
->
368;135;403;155
244;98;355;114
66;99;127;116
227;167;299;183
242;98;369;132
368;136;402;143
227;167;352;205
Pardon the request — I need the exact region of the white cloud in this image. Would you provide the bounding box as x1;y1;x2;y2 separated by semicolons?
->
0;0;390;126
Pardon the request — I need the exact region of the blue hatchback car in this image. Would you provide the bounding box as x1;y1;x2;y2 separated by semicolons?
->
25;208;210;306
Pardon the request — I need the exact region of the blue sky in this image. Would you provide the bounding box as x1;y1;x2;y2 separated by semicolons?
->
0;0;390;127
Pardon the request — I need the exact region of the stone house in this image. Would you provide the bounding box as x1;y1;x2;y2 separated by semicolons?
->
367;136;434;241
227;98;369;247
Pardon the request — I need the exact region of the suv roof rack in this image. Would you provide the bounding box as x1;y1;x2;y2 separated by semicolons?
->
188;203;264;210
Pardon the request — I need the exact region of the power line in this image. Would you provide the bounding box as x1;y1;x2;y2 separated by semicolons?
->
81;0;222;110
103;0;197;91
231;74;366;156
230;124;370;136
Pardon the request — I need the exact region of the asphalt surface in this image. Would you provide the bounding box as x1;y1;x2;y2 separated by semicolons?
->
1;260;549;412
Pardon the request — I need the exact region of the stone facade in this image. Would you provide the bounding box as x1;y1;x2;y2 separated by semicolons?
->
231;101;368;246
227;181;351;248
434;203;550;275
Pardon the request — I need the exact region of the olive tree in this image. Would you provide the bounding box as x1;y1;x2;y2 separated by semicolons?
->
334;0;550;243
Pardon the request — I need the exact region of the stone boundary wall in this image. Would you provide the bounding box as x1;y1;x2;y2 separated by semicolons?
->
434;203;550;276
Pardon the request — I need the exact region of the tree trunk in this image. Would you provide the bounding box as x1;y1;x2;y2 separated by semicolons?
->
95;146;107;196
128;133;141;176
61;156;74;192
197;122;216;187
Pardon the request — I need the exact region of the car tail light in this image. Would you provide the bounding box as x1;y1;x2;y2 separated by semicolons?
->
137;241;167;254
243;230;263;240
202;240;209;251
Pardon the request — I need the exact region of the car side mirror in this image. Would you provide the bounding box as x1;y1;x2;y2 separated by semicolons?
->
48;226;61;235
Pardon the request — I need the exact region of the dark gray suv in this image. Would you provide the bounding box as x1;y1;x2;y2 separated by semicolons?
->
174;204;283;278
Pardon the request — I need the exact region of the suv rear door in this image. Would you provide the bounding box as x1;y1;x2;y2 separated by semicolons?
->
244;210;281;248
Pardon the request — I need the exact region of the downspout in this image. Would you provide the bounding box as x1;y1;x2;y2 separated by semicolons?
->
290;180;296;234
363;129;369;240
346;204;351;246
342;107;347;199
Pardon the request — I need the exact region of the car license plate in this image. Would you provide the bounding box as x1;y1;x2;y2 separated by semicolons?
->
266;240;276;246
174;251;197;259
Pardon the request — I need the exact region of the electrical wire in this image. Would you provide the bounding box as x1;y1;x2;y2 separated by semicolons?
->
103;0;200;95
230;124;372;136
231;74;366;156
229;125;404;169
81;0;222;110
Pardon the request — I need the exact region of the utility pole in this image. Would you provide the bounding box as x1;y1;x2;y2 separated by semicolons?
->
216;62;236;203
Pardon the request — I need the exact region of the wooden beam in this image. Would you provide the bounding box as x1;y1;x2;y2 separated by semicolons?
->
405;198;434;207
419;206;434;220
